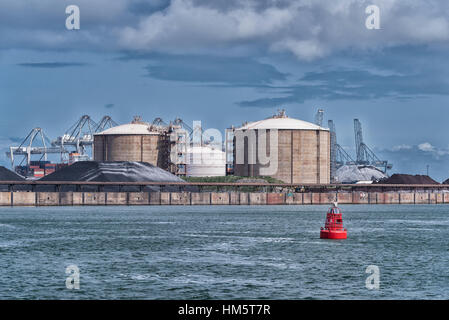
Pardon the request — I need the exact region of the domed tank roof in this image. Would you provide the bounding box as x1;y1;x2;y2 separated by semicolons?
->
236;110;328;131
95;117;160;136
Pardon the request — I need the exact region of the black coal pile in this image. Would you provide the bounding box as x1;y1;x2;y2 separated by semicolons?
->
443;178;449;185
0;166;27;191
39;161;193;192
377;174;439;185
0;166;24;181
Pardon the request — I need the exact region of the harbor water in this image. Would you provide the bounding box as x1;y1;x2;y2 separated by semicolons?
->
0;205;448;299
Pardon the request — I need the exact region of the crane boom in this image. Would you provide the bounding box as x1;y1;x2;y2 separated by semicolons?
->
353;119;392;173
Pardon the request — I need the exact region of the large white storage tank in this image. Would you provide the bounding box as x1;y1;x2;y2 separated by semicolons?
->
186;145;226;177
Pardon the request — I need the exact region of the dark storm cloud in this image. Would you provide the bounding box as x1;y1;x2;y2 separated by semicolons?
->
128;0;171;15
104;103;115;109
17;62;89;68
119;53;288;85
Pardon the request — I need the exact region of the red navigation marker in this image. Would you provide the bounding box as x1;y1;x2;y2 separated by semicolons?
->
320;202;347;240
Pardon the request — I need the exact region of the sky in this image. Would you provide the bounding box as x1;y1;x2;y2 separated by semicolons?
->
1;0;449;181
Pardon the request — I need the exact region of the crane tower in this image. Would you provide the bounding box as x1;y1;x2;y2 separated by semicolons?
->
354;119;392;173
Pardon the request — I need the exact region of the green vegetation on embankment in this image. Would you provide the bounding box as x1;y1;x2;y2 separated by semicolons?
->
181;175;286;192
181;175;284;184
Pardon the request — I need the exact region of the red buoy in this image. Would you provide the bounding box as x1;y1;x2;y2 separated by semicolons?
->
320;202;347;240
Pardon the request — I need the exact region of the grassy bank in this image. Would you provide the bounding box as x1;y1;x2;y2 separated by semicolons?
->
180;175;285;192
181;175;284;184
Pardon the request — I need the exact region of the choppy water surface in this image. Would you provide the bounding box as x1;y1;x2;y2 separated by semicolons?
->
0;205;448;299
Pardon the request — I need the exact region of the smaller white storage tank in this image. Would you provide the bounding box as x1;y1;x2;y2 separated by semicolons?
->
186;146;226;177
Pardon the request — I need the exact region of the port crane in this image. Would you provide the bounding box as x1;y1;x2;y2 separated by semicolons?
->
51;115;97;158
328;120;356;181
152;117;168;127
6;127;67;167
52;115;117;160
354;119;392;173
95;116;118;133
172;117;193;135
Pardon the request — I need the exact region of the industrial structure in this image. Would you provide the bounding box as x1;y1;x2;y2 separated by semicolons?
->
5;110;391;183
93;116;226;177
52;115;118;162
186;145;226;177
93;116;169;169
7;127;66;168
6;115;118;178
225;128;234;175
325;116;391;183
328;119;356;182
314;109;324;127
354;119;392;173
231;110;331;184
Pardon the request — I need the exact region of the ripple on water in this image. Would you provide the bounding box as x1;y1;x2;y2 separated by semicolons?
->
0;204;448;299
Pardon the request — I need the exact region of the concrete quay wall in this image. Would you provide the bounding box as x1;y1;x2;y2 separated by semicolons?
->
0;191;448;206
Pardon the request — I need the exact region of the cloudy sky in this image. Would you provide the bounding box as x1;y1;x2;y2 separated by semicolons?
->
1;0;449;181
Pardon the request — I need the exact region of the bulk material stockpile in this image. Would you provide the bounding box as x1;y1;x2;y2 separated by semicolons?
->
0;166;25;191
39;161;186;191
335;165;387;184
378;174;439;185
0;166;25;181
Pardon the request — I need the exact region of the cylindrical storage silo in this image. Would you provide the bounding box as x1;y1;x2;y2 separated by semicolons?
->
186;146;226;177
233;112;330;184
93;122;168;169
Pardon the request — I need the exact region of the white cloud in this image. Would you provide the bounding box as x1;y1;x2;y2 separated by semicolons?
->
271;39;327;61
418;142;435;152
2;0;449;59
117;0;449;59
118;0;295;52
391;144;412;151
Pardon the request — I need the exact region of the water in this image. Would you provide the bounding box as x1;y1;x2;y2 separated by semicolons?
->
0;205;448;299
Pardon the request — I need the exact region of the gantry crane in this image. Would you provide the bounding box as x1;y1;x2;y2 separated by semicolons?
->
6;127;67;167
328;120;356;181
152;117;168;127
52;115;118;160
51;115;98;157
95;116;118;133
354;119;392;173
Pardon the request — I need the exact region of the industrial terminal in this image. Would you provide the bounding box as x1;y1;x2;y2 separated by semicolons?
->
0;109;447;206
